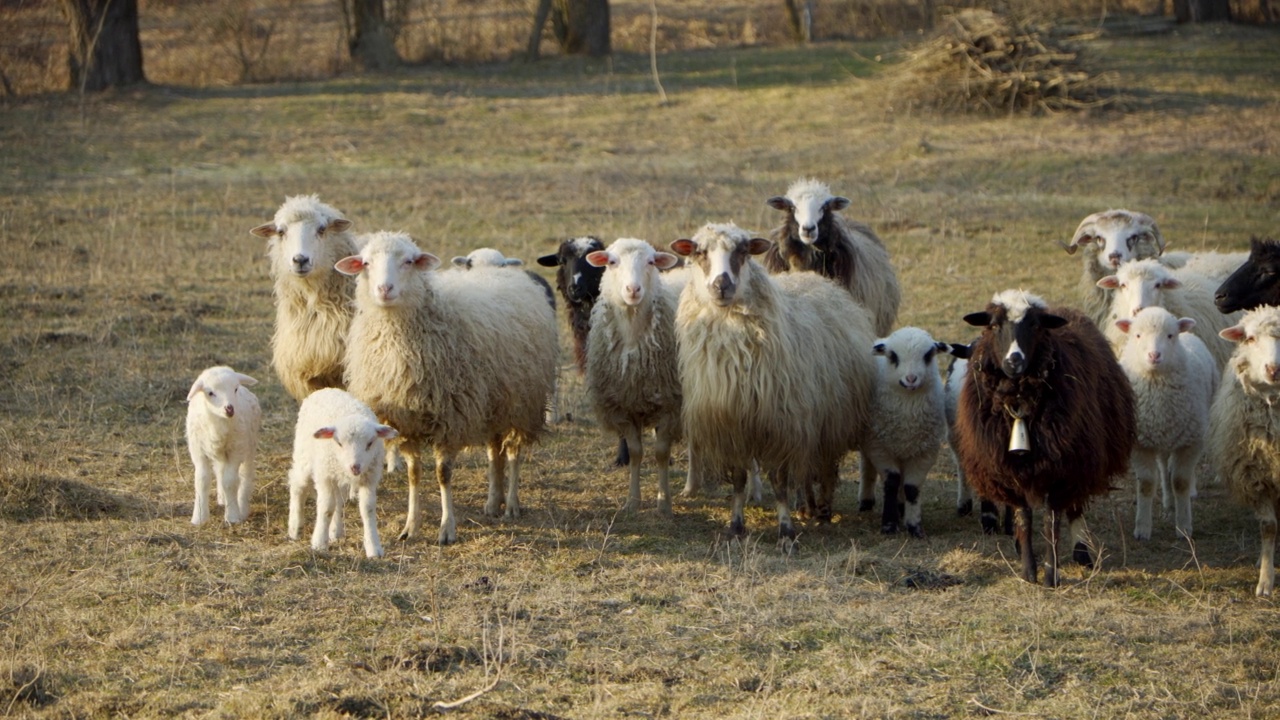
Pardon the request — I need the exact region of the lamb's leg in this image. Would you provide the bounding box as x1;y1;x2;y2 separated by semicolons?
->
727;468;748;537
772;466;796;551
954;450;973;516
398;448;423;541
329;483;346;542
504;442;523;520
1171;445;1199;539
1014;504;1037;585
622;426;644;514
858;455;877;512
1255;502;1277;597
979;499;1001;535
191;456;213;526
653;423;674;518
1045;508;1061;588
437;453;458;546
357;483;383;558
880;469;901;534
218;461;242;524
236;455;254;523
1132;449;1158;541
1158;455;1173;512
287;464;309;540
311;479;335;552
613;436;629;468
902;457;931;539
484;435;507;518
1068;510;1093;568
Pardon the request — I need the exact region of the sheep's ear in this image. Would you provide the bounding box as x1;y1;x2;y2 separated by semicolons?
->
1221;325;1247;343
1177;317;1197;333
313;427;337;440
747;238;773;256
413;252;441;272
653;252;679;270
585;251;611;268
765;196;793;212
948;343;973;359
872;342;887;355
451;256;471;268
1040;313;1069;330
670;239;697;257
536;253;562;267
1096;275;1120;289
375;425;399;440
250;223;278;239
1114;319;1133;335
335;256;365;275
827;196;851;212
935;341;950;354
329;218;352;234
234;373;258;387
963;312;992;327
503;258;524;267
1156;277;1182;290
186;379;205;402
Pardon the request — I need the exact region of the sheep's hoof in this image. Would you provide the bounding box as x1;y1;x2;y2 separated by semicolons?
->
1256;583;1273;598
907;524;925;539
504;506;521;521
957;499;973;517
1072;542;1094;568
366;546;385;559
657;501;673;518
1133;528;1151;541
728;518;746;538
980;516;999;535
881;521;898;535
437;528;457;546
859;499;875;512
484;502;503;518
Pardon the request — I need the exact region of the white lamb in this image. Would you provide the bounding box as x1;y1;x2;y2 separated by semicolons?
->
286;388;397;558
450;247;525;269
584;238;684;515
1114;307;1219;540
860;327;951;538
250;195;358;403
670;222;876;542
1098;258;1240;367
338;231;559;545
1209;306;1280;596
184;366;261;525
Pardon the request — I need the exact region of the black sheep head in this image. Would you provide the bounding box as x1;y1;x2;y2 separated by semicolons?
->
964;291;1067;379
1215;236;1280;314
537;236;605;306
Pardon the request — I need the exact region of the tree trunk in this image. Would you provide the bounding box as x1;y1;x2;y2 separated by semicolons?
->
551;0;611;57
783;0;814;43
59;0;145;92
347;0;399;70
527;0;554;61
1173;0;1232;22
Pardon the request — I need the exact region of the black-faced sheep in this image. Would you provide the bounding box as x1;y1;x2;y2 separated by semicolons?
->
250;195;357;402
955;290;1135;586
337;231;559;545
670;222;876;542
1214;237;1280;314
1209;306;1280;596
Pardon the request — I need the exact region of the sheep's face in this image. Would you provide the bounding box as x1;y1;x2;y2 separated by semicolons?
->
187;368;258;419
873;327;949;392
587;239;677;307
1097;259;1181;319
964;290;1066;379
452;248;522;270
1115;307;1195;375
538;237;605;306
1067;210;1163;271
767;190;850;246
252;203;352;278
1222;308;1280;387
670;224;771;308
313;418;398;478
336;232;438;307
1215;237;1280;314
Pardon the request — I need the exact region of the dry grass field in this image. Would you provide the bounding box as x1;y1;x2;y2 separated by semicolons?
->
2;18;1280;719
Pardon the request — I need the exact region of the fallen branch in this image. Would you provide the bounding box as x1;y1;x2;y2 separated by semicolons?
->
432;678;502;712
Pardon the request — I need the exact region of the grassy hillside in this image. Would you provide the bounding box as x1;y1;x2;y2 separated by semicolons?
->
1;24;1279;718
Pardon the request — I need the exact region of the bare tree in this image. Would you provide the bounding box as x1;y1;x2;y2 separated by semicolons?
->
784;0;814;43
340;0;402;70
59;0;146;92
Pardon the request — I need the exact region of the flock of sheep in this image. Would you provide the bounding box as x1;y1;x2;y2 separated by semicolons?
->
182;184;1280;594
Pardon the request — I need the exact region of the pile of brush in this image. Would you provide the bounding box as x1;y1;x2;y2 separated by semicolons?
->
894;9;1117;115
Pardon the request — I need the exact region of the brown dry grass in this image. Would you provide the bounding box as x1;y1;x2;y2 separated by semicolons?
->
2;22;1280;719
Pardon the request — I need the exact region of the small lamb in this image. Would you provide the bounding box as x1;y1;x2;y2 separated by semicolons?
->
185;366;262;525
287;388;398;558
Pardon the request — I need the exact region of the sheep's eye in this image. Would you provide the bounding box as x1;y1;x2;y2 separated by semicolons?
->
888;351;899;366
207;390;215;398
1167;334;1174;339
333;438;342;447
366;440;374;451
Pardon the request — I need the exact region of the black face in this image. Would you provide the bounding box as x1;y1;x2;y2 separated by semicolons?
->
1215;236;1280;314
538;237;606;306
964;305;1066;379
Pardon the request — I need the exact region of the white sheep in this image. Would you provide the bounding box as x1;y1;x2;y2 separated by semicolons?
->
670;222;876;542
184;366;261;525
1209;306;1280;596
1114;307;1219;540
286;388;397;558
860;327;951;538
1065;209;1246;330
1098;258;1240;367
337;231;559;545
250;195;358;403
584;238;684;515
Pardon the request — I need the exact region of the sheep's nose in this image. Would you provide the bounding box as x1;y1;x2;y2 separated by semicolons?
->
1002;352;1026;378
1267;364;1280;382
710;274;735;302
1108;252;1123;267
1148;351;1162;365
376;284;394;298
901;374;919;388
350;463;362;476
224;405;235;417
625;284;642;299
292;254;309;267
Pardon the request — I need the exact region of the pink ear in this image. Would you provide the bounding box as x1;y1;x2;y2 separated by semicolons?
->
1096;276;1119;290
249;223;277;239
653;252;679;270
1157;278;1182;290
1177;318;1197;333
1115;319;1132;335
412;252;441;272
670;239;696;257
313;427;337;440
335;256;365;275
186;380;204;401
329;218;352;233
585;251;611;268
376;425;398;440
1220;326;1247;343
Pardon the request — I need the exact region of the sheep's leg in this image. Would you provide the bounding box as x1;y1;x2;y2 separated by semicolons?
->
1044;508;1063;588
218;461;242;524
485;435;507;518
1067;510;1093;568
880;469;901;534
191;455;213;526
979;499;1001;535
749;458;764;504
772;466;796;550
681;445;702;498
311;479;335;552
1132;449;1158;541
437;453;458;546
902;458;931;539
287;464;309;540
1255;502;1277;597
1003;504;1015;536
815;460;838;523
1014;504;1037;584
727;468;748;537
236;455;255;523
621;425;644;514
954;453;973;516
613;435;630;468
357;483;383;558
1171;445;1199;539
397;449;423;540
329;483;346;541
1158;455;1173;512
384;443;400;475
653;423;675;518
858;455;877;512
